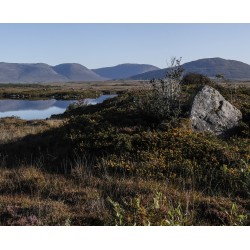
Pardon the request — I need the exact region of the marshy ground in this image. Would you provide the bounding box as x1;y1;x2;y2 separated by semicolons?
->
0;80;249;225
0;81;144;100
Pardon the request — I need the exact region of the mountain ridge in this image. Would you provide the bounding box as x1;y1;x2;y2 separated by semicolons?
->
1;58;250;83
129;58;250;80
53;63;106;81
92;63;160;80
0;62;107;83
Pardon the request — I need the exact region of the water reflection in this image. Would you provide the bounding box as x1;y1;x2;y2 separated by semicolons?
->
0;95;117;120
0;99;70;112
85;95;117;105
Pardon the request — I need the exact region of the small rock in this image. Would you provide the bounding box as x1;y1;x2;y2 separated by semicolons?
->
190;85;242;135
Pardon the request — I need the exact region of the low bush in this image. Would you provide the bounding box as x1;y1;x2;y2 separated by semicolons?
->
181;72;212;86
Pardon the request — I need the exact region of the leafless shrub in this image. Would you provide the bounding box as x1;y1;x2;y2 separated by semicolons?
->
136;57;184;124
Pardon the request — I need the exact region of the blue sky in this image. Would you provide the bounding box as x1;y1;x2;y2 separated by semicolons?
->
1;23;250;69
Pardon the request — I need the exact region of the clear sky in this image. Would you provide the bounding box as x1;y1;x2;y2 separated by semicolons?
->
1;23;250;69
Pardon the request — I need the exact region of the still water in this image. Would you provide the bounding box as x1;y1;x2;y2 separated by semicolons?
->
0;95;117;120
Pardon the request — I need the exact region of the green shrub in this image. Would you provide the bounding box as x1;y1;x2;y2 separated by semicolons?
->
136;57;184;124
181;72;212;86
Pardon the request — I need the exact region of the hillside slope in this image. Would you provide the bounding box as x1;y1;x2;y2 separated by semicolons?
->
0;63;106;83
92;63;160;79
53;63;106;81
0;63;68;83
129;58;250;80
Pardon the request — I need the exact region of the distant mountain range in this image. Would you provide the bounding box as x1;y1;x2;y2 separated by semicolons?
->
92;63;160;79
130;58;250;80
0;62;106;83
0;58;250;83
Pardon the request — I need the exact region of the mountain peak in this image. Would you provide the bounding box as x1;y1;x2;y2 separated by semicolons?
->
0;58;250;83
0;62;106;83
53;63;105;81
130;58;250;80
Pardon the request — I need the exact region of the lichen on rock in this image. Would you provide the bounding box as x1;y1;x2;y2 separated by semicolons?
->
190;85;242;135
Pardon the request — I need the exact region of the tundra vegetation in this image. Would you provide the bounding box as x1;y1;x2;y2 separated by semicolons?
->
0;81;140;100
0;63;249;225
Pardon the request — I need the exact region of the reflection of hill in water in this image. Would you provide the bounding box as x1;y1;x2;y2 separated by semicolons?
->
85;95;117;105
0;95;116;113
0;99;73;112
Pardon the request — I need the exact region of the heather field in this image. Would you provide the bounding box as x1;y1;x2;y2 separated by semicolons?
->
0;79;249;225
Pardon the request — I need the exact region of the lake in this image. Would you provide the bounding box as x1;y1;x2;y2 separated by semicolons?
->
0;94;117;120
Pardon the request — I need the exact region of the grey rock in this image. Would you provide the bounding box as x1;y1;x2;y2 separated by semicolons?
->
190;85;242;135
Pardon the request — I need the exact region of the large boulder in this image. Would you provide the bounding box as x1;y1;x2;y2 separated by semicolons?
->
190;85;242;135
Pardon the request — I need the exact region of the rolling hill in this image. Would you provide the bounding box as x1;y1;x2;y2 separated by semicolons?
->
92;63;160;79
0;63;68;83
1;58;250;83
53;63;106;81
0;63;106;83
129;58;250;80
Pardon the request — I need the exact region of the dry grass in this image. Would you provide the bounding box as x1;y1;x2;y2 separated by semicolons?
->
0;164;248;225
0;117;63;144
0;81;148;100
0;84;249;225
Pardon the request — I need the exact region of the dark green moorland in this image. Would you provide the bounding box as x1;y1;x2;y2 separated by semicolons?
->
0;77;249;226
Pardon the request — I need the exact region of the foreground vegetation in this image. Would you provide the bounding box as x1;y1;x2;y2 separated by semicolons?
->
0;76;249;225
